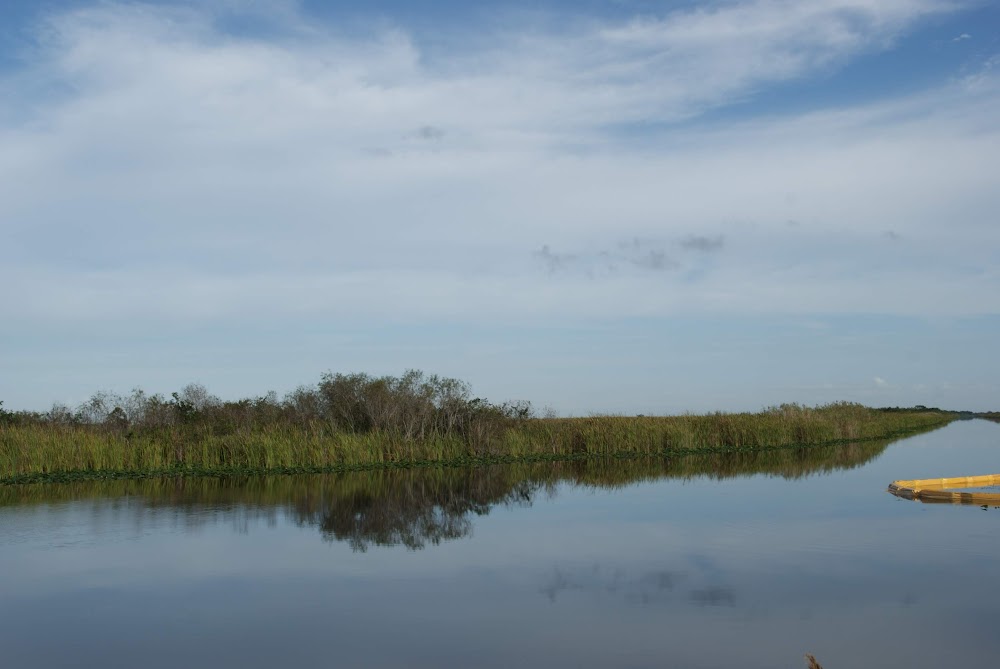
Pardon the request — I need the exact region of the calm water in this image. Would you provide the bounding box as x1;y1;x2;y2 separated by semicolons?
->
1;420;998;669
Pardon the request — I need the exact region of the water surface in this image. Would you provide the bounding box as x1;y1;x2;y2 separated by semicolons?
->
1;420;998;668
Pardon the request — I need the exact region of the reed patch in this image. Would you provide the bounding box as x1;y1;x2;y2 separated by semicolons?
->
0;372;955;484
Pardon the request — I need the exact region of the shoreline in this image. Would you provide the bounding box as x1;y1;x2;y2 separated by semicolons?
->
1;418;952;486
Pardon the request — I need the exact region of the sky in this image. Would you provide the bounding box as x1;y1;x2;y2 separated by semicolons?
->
1;0;999;415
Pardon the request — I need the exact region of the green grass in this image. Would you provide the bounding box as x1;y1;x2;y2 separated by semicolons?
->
0;402;951;485
0;431;921;551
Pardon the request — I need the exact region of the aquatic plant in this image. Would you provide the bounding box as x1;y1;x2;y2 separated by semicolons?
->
0;372;954;484
0;435;908;550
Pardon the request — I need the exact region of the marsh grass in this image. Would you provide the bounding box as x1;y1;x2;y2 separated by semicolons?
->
0;436;896;505
978;412;1000;424
0;435;904;551
0;400;950;485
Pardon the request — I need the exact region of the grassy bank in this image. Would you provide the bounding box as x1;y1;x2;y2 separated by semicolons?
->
1;393;951;485
0;436;902;507
0;435;913;550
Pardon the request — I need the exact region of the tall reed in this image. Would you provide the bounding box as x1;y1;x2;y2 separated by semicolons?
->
1;400;951;484
0;435;904;549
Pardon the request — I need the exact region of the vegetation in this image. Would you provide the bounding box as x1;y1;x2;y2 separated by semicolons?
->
0;434;907;550
0;370;955;485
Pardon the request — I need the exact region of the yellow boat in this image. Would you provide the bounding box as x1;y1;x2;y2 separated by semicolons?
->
888;474;1000;505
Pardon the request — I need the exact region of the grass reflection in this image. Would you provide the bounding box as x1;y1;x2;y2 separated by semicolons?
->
0;433;911;551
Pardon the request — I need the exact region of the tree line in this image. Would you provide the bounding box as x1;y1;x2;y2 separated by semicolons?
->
0;370;535;445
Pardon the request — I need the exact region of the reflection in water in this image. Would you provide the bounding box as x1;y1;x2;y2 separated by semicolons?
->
540;565;693;607
899;497;1000;510
537;554;743;610
0;438;894;551
3;421;1000;669
690;586;737;607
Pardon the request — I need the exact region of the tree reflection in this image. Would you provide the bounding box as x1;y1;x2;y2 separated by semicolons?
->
0;438;896;551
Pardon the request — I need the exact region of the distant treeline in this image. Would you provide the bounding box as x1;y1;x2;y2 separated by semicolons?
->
878;406;997;421
0;371;956;484
0;370;532;444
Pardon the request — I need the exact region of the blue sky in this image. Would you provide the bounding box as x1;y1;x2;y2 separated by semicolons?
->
1;0;999;414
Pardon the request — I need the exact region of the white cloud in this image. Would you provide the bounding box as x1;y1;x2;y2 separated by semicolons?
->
0;0;997;333
592;0;957;109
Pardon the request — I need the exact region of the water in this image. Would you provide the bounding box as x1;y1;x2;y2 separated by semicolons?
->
1;420;998;668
